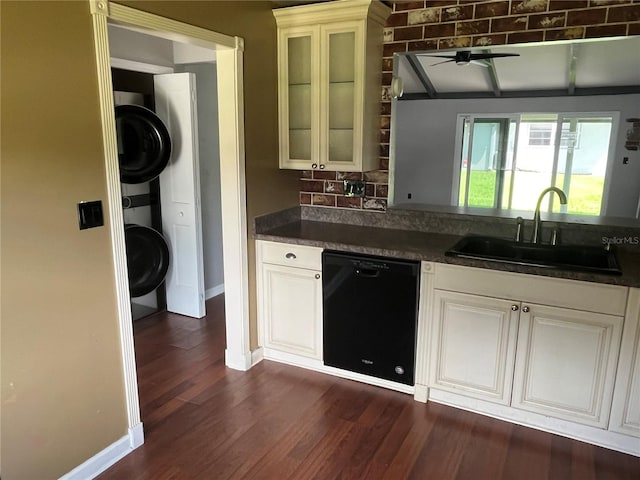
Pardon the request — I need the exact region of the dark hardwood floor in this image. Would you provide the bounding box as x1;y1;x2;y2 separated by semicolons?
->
97;295;640;479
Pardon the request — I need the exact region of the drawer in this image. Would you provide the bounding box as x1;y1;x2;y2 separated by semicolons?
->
434;264;628;316
258;240;322;270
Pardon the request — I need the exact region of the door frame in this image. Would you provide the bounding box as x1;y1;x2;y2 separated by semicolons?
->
90;0;251;448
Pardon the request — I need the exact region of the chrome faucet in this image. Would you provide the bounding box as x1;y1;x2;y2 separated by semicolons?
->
531;187;567;244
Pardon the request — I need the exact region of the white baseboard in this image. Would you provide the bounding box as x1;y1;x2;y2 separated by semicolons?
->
263;348;415;395
59;423;144;480
225;348;253;371
428;389;640;457
251;347;264;367
224;347;262;371
205;284;224;300
414;383;429;403
128;422;145;449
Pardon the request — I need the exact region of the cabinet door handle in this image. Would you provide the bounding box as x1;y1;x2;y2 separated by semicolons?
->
319;164;325;170
311;163;318;169
522;306;530;313
315;273;321;279
285;252;296;259
511;305;519;311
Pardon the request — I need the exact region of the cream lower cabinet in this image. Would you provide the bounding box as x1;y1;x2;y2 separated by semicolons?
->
512;304;623;429
429;290;519;405
426;264;627;432
257;241;323;360
609;288;640;437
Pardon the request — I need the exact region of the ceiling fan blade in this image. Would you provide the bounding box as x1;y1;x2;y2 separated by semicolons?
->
470;52;520;60
429;59;456;66
417;53;457;59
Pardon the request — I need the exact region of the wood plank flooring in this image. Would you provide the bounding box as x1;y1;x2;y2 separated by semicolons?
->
97;295;640;479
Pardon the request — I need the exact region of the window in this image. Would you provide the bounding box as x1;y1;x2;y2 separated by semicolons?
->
560;127;581;149
456;113;615;216
527;121;583;148
528;124;553;146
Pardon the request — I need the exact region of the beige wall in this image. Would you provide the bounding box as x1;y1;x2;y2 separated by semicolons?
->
1;0;297;477
1;1;128;478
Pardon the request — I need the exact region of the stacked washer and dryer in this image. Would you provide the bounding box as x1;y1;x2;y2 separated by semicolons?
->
115;92;172;321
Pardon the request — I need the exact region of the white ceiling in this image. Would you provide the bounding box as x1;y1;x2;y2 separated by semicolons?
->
398;36;640;99
108;24;216;74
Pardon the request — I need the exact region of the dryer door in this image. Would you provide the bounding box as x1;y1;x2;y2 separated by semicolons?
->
116;104;171;184
124;224;170;298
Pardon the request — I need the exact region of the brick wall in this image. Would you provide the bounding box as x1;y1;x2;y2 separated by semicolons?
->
299;0;640;211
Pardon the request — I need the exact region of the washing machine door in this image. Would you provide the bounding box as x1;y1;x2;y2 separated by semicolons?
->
124;224;170;298
116;104;171;184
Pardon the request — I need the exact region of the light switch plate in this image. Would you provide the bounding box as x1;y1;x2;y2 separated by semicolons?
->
78;200;104;230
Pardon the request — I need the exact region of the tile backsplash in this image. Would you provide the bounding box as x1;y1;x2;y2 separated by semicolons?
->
297;0;640;212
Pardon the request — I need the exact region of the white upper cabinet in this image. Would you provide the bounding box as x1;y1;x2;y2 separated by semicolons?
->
274;0;390;172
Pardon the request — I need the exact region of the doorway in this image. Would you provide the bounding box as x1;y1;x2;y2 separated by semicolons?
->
112;61;218;320
90;1;251;449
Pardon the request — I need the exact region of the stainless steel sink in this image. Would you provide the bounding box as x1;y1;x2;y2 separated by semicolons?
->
446;235;622;275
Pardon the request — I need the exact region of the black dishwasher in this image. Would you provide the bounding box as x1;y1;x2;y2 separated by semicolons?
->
322;251;420;386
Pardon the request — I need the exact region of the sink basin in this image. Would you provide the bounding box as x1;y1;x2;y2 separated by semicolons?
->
446;235;622;275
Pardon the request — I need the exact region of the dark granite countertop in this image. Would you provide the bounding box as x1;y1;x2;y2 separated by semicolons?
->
255;219;640;288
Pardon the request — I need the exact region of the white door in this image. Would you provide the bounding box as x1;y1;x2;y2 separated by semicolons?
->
154;73;206;318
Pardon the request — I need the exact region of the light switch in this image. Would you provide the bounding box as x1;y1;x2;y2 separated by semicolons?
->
78;200;104;230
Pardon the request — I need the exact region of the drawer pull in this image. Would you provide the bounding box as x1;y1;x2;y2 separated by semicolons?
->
315;273;321;279
285;252;297;259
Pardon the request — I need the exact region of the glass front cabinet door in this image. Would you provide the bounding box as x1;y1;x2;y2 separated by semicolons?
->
274;0;391;172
